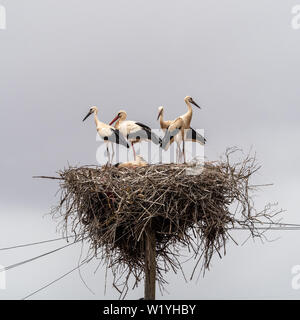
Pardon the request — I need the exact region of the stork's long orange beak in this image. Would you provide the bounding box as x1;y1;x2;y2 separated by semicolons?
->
109;115;120;125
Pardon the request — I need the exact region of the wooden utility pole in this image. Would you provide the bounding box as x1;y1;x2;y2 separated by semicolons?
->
144;226;156;300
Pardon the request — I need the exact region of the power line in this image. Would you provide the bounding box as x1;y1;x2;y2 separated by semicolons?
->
0;235;76;251
22;258;93;300
0;239;85;273
259;222;300;227
230;221;300;231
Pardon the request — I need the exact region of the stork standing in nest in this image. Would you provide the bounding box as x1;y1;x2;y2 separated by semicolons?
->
161;96;206;163
82;106;129;164
109;110;162;161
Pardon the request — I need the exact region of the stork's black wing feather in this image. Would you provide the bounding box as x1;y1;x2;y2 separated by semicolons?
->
127;129;149;141
111;129;130;148
130;122;162;145
186;127;206;144
135;122;152;131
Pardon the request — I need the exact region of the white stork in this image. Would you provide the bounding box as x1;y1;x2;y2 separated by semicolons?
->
109;110;161;161
82;106;129;164
161;96;206;163
181;96;206;148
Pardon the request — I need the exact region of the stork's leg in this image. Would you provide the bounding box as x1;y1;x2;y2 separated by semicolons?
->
106;145;110;165
179;145;183;164
182;139;186;164
131;142;136;161
175;142;182;164
158;146;162;164
111;143;115;164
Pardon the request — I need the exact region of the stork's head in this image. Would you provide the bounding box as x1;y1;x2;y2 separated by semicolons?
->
157;106;164;120
109;110;127;125
90;106;98;113
82;106;98;122
184;96;201;109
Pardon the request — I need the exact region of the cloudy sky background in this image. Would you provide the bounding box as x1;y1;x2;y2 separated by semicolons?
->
1;0;300;299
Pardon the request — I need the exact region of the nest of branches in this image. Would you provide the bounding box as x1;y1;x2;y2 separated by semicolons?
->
51;149;281;297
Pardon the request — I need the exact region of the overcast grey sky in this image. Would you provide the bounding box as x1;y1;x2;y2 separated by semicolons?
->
1;0;300;299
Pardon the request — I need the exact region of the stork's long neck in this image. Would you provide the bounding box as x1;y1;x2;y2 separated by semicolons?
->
94;111;100;126
182;101;193;127
159;110;166;127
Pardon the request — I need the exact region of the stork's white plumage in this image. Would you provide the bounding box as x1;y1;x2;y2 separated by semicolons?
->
109;110;161;160
82;106;129;164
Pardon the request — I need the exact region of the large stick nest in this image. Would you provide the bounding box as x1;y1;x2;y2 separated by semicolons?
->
52;149;281;297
